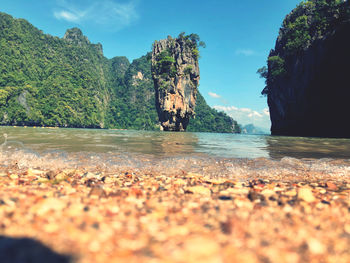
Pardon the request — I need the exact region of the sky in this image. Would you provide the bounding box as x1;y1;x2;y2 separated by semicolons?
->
1;0;302;130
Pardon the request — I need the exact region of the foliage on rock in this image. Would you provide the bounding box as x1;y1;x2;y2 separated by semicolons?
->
259;0;349;95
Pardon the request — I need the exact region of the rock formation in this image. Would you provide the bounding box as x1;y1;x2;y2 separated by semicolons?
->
151;35;200;131
63;28;91;46
264;0;350;138
0;12;238;132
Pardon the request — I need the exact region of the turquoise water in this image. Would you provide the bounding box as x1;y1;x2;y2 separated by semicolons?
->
1;126;350;159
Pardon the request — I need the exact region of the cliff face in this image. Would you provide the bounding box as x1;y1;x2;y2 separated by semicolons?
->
265;0;350;137
151;36;200;131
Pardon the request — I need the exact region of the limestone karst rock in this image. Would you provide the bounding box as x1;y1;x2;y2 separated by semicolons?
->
264;1;350;138
151;35;200;131
63;28;91;46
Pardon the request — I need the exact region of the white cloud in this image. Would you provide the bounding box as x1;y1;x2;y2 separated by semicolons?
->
214;105;237;111
214;105;271;130
240;108;252;113
208;92;221;99
235;49;255;56
54;10;85;22
248;111;263;118
53;0;139;30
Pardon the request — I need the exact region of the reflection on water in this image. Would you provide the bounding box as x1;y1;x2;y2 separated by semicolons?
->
1;126;350;160
265;136;350;159
0;127;198;156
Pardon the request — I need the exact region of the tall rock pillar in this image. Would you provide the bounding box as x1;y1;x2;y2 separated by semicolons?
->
151;35;200;131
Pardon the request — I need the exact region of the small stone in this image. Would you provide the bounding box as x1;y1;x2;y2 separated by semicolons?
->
9;174;19;180
326;182;338;190
36;178;49;183
319;189;327;194
298;188;316;203
84;172;102;180
260;189;275;197
104;176;118;184
307;238;326;255
108;206;120;214
45;171;56;180
284;190;297;197
344;224;350;234
247;191;265;202
55;172;67;181
185;186;211;196
173;179;187;185
26;168;35;176
88;186;107;198
204;177;227;185
226;188;249;195
218;195;232;201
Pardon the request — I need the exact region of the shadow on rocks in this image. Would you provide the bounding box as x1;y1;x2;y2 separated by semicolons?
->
0;236;72;263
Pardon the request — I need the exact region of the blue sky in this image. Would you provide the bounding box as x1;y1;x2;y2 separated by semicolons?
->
1;0;302;129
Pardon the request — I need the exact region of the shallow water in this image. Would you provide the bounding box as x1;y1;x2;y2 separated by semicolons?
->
2;126;350;159
1;126;350;179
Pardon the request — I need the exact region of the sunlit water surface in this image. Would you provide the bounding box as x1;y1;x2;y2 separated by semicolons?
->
1;127;350;179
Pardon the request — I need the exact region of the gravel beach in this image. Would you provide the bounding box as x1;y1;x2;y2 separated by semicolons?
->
0;157;349;263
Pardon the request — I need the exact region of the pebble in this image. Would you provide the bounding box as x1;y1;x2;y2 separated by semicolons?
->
344;224;350;235
55;172;67;181
307;238;326;255
284;190;297;197
326;182;338;190
185;186;211;196
298;188;316;203
9;174;19;180
0;164;348;263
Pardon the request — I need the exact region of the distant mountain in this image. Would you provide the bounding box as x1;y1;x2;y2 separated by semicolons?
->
0;12;240;133
241;124;269;135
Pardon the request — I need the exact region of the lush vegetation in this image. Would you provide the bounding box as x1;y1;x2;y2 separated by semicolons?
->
0;13;109;127
153;50;177;79
281;0;346;54
0;12;238;133
106;54;159;130
178;32;206;59
187;93;241;133
267;56;286;80
258;0;348;95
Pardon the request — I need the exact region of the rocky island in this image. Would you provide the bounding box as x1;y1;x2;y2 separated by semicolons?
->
262;0;350;137
151;34;201;131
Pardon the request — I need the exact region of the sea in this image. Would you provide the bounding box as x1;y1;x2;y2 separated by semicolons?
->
1;126;350;179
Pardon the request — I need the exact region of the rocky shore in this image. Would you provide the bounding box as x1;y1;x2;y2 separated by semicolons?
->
0;159;349;263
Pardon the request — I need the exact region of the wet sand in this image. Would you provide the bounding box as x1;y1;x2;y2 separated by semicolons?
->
0;152;349;263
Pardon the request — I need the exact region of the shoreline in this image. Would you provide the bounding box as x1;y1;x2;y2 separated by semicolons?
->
0;163;349;263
